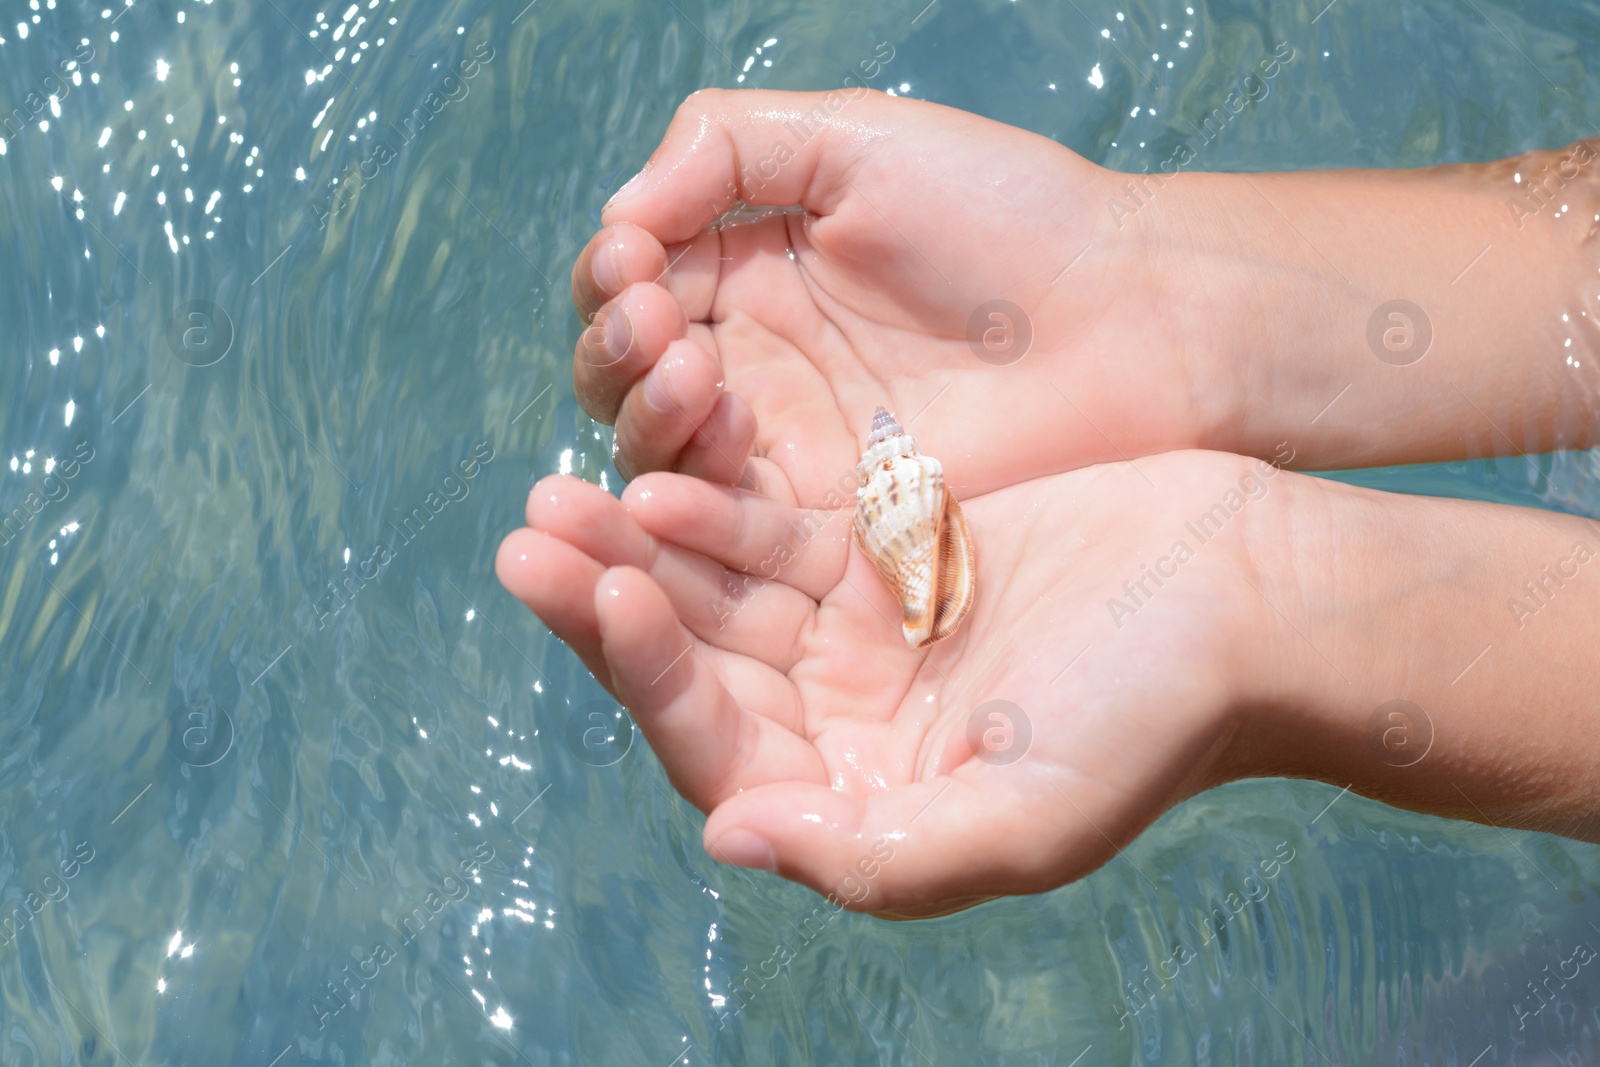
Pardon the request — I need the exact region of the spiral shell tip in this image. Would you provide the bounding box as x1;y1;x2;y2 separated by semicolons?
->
866;407;902;446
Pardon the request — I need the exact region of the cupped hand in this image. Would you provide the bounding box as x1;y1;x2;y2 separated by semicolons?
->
497;450;1284;917
572;88;1230;506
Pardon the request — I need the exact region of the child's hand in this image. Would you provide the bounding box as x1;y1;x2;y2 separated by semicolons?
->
572;89;1221;503
498;450;1288;916
500;448;1600;910
574;90;1599;486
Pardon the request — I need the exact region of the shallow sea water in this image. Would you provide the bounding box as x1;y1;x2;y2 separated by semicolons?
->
2;0;1599;1063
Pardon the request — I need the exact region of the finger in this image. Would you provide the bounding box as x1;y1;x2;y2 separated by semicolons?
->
496;529;806;736
571;222;669;321
657;549;819;677
612;338;726;482
624;472;849;600
701;770;1115;916
574;283;688;425
572;223;723;325
675;391;760;487
594;566;823;809
525;475;655;568
530;474;816;673
602;88;893;243
656;230;724;323
498;511;804;727
495;527;610;687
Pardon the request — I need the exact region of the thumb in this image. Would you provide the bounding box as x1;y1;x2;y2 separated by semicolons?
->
702;767;1120;917
601;87;892;243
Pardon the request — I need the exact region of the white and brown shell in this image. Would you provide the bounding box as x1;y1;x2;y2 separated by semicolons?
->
853;407;976;648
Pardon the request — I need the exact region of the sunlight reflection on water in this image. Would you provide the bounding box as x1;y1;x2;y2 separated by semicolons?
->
1;1;1599;1063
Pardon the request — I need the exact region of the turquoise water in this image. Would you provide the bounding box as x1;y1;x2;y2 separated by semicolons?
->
2;0;1598;1063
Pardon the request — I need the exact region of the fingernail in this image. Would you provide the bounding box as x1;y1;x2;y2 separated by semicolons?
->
593;242;623;293
605;162;651;209
643;357;676;413
710;829;777;872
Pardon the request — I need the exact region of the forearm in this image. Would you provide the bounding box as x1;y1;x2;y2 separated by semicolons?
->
1153;140;1600;468
1230;475;1600;840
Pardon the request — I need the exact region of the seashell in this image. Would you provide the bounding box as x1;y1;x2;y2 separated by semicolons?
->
852;407;976;648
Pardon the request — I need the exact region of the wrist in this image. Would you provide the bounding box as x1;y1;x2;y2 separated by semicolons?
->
1146;143;1600;468
1224;474;1600;838
1218;472;1397;782
1205;466;1332;786
1152;452;1320;799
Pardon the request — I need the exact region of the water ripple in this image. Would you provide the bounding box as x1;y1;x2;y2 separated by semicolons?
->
2;1;1599;1064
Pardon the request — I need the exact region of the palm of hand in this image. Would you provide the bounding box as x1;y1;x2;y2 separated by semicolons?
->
502;450;1268;917
590;92;1204;505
